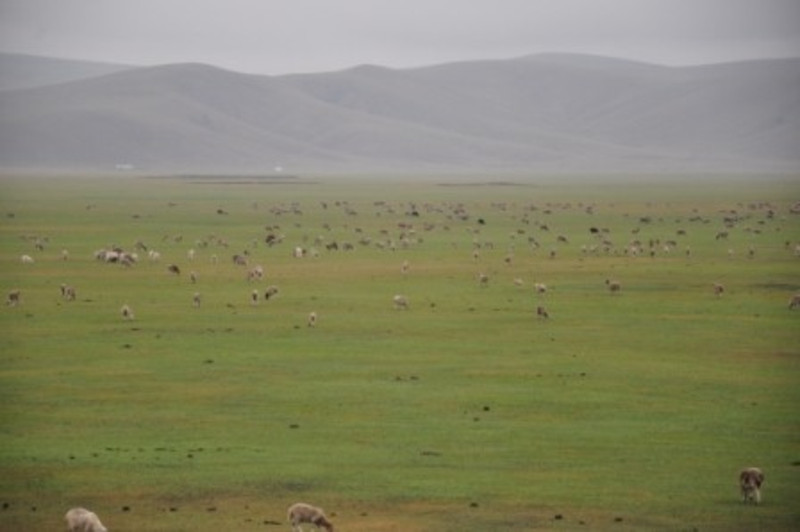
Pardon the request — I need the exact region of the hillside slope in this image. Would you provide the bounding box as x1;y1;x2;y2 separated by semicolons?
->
0;53;797;173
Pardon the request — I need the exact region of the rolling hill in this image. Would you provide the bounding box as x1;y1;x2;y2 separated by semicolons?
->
0;52;797;173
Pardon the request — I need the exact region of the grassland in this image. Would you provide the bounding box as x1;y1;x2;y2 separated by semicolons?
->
0;173;798;531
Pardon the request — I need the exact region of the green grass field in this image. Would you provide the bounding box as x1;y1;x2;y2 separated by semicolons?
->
1;173;798;531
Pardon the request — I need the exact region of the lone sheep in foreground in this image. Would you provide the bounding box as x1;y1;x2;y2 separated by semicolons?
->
6;289;21;306
393;294;408;310
121;304;134;320
739;467;765;504
789;293;800;309
287;502;334;532
64;507;107;532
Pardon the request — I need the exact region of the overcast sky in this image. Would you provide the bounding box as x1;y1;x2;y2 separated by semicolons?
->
1;0;799;74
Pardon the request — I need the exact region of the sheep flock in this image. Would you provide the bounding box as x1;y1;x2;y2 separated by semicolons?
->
4;182;796;530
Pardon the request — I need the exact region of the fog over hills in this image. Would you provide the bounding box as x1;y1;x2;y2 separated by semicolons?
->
0;52;797;173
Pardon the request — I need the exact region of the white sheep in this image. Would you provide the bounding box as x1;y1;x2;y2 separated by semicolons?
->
193;292;202;308
307;311;318;327
287;502;334;532
20;254;34;264
739;467;764;504
534;282;547;294
120;304;134;320
64;507;108;532
393;294;408;310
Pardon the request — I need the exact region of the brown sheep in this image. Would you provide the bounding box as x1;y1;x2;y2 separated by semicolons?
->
60;284;76;301
713;283;725;297
739;467;764;504
605;279;621;293
6;289;21;306
264;285;280;300
287;502;334;532
64;507;107;532
536;305;549;319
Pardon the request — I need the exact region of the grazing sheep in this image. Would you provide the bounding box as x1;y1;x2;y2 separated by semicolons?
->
536;305;549;319
534;282;547;294
393;294;409;310
789;293;800;309
287;502;334;532
190;271;198;284
64;507;107;532
60;284;76;301
167;264;181;275
713;283;725;297
478;273;489;286
739;467;765;504
193;292;202;308
264;285;280;300
247;265;264;282
61;249;70;261
121;304;134;320
307;311;318;327
605;279;621;293
147;250;161;262
401;260;410;275
251;289;260;305
6;289;21;306
20;254;34;264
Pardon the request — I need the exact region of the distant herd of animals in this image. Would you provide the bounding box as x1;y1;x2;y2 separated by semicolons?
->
5;196;796;530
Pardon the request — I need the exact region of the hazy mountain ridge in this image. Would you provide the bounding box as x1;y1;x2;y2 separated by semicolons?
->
0;53;135;92
0;53;797;173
